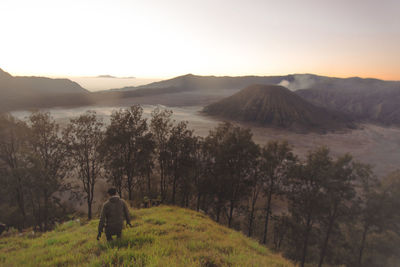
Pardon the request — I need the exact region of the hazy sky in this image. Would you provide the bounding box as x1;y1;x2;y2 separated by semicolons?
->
1;0;399;80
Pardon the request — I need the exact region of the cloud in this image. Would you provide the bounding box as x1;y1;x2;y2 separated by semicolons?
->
278;80;290;88
278;74;316;91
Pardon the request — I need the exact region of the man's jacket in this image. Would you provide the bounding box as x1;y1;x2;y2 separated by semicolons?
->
98;196;131;234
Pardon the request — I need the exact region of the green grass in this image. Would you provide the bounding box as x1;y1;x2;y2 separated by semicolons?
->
0;206;293;267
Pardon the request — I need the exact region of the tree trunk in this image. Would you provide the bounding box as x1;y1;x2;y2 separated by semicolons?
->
147;169;151;195
196;193;201;211
172;175;177;205
126;173;133;201
87;199;92;220
163;170;167;202
318;215;336;267
358;223;369;267
43;190;49;231
248;207;255;237
128;187;133;201
89;171;96;220
29;190;38;231
277;234;284;250
185;194;189;207
160;160;165;202
300;212;312;267
228;200;235;228
16;187;26;229
216;202;222;222
38;201;43;232
262;186;273;244
248;188;259;237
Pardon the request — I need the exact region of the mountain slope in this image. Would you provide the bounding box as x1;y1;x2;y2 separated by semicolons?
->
0;206;293;267
204;84;354;132
0;68;91;111
0;68;88;95
296;82;400;125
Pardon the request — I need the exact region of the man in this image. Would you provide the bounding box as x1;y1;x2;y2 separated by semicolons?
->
97;188;132;241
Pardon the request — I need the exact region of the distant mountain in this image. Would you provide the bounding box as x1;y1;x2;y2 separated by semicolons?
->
95;75;136;79
97;75;117;78
0;68;91;112
204;84;354;132
114;73;286;92
132;73;400;93
295;78;400;125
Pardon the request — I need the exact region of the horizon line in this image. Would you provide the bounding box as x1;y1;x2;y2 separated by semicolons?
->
2;68;400;83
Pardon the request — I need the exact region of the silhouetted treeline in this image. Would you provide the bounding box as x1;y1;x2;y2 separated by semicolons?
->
0;105;399;267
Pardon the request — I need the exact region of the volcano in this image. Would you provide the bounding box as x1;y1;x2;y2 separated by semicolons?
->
203;84;354;132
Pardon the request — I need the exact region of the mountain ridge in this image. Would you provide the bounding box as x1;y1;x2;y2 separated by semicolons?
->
105;73;400;93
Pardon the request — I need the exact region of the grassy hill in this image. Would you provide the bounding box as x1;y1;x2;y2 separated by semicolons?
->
0;206;293;267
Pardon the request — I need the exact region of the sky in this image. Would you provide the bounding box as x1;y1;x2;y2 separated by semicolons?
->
1;0;399;80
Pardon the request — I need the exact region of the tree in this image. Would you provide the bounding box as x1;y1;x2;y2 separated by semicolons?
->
150;107;173;202
205;122;259;227
191;137;211;212
102;105;151;200
246;158;261;237
166;121;196;205
27;111;69;231
377;171;400;266
0;114;30;229
272;214;291;250
316;154;356;267
102;153;124;197
259;140;296;244
64;111;104;220
136;130;156;198
350;163;382;267
285;147;331;267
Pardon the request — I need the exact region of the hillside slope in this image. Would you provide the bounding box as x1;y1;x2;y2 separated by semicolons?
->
0;68;88;95
204;84;354;132
0;68;91;112
296;82;400;125
0;206;293;267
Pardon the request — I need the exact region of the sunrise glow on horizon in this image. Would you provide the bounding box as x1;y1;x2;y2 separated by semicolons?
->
1;0;399;80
